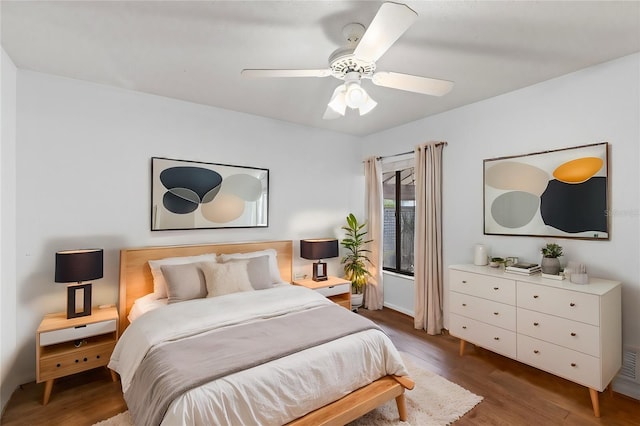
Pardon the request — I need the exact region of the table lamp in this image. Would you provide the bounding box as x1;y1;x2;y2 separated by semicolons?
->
55;249;103;318
300;239;338;281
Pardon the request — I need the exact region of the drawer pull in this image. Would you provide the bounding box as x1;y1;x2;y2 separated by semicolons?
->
533;295;539;299
570;302;576;307
97;355;100;359
570;332;576;337
533;322;539;326
462;326;467;329
462;303;467;307
571;363;577;367
75;359;79;363
83;357;88;362
493;287;499;290
493;312;499;315
493;337;500;341
462;280;467;283
534;350;539;354
56;363;61;368
328;286;335;288
74;325;87;329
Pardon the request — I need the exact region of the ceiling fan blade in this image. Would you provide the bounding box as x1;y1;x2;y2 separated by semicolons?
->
354;2;418;63
372;71;454;96
241;69;331;78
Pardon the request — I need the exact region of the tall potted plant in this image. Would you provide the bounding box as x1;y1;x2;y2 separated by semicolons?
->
341;213;372;309
541;243;563;275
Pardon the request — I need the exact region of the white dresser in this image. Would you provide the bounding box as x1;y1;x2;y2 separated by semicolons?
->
448;264;621;418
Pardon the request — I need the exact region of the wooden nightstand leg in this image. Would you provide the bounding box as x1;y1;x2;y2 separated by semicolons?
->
459;339;466;356
109;368;118;382
42;379;54;405
589;388;600;418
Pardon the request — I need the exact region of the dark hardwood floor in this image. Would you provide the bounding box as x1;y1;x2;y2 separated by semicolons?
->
2;307;639;425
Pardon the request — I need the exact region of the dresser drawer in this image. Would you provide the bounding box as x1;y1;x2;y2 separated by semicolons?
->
449;313;516;358
40;319;117;346
517;308;600;357
450;270;515;305
315;283;350;298
38;341;115;382
517;335;601;389
450;292;516;331
517;282;599;325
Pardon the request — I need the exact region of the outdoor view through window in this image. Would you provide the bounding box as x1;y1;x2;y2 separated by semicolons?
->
383;167;415;275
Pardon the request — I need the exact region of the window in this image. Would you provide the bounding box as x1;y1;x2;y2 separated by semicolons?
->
383;167;415;275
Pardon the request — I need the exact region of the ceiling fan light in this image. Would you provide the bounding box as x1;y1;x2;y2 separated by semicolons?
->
345;81;369;108
358;97;377;115
327;85;347;115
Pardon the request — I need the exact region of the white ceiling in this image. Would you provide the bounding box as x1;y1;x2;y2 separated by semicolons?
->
2;1;639;136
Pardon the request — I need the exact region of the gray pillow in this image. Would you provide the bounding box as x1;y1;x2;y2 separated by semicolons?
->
201;260;254;297
160;262;207;304
222;255;273;290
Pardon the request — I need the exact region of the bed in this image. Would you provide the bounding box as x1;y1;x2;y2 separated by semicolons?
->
110;240;414;425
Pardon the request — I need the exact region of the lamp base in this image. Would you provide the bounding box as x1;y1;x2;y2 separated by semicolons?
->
67;283;92;319
312;261;328;281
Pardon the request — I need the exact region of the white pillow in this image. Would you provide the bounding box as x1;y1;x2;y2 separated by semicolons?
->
201;261;254;297
148;253;217;299
218;249;282;284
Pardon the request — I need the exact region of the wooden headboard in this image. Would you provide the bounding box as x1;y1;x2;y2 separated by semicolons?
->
118;240;293;335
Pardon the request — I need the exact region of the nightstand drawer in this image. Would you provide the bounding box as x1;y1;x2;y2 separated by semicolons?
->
39;341;115;382
40;319;116;346
315;283;350;297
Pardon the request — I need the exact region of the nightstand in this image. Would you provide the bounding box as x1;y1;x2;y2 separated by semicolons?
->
293;276;352;309
36;306;119;405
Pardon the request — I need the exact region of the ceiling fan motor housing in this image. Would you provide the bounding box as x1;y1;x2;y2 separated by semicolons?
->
329;23;376;80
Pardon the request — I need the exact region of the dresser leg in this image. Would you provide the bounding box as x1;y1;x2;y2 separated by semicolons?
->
589;388;600;417
42;379;54;405
459;339;466;356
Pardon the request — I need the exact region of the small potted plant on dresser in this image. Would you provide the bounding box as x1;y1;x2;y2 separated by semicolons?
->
341;213;372;311
541;243;563;275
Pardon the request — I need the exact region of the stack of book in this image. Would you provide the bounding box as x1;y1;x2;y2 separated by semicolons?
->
505;262;541;275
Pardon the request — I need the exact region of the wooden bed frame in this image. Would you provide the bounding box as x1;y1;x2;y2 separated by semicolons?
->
118;240;414;425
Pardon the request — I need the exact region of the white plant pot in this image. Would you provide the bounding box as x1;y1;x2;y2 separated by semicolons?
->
351;293;364;310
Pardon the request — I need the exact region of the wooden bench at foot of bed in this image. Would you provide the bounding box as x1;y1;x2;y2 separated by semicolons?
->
288;375;415;426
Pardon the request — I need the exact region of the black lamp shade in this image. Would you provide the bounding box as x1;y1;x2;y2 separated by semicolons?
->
55;249;103;283
300;239;338;260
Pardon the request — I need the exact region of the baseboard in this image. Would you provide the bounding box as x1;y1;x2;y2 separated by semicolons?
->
382;302;414;318
613;377;640;401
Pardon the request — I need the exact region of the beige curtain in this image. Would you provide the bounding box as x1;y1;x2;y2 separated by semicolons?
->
413;142;445;334
364;156;384;310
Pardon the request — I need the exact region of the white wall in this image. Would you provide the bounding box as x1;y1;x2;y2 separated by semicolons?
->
12;71;363;385
1;47;19;411
362;53;640;393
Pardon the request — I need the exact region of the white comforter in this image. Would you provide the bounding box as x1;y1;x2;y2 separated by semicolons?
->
109;285;408;425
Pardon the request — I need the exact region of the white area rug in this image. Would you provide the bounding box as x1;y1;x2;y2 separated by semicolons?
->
94;354;482;426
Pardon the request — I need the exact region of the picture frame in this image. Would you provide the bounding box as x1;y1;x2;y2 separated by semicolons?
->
151;157;269;231
483;142;609;240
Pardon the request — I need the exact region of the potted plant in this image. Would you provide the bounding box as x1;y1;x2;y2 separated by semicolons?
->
340;213;372;310
541;243;563;275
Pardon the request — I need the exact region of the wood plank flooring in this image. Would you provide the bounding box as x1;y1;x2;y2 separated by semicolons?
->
2;307;638;425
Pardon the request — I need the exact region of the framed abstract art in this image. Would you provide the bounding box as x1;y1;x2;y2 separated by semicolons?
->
483;142;609;240
151;157;269;231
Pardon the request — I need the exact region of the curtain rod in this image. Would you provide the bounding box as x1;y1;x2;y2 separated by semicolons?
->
373;141;448;160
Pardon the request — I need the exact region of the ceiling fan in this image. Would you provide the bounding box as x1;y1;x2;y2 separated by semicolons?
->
241;2;454;120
